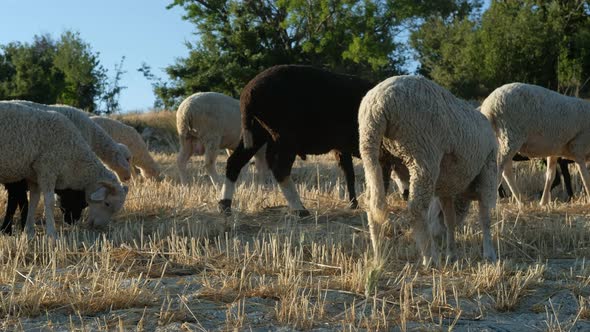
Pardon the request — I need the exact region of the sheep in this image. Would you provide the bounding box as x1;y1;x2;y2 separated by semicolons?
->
359;75;497;264
0;102;128;238
1;180;87;234
480;83;590;206
90;116;161;180
10;100;132;181
1;101;132;233
218;65;396;216
176;92;269;188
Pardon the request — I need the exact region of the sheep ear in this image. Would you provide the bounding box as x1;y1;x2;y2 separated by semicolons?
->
90;187;108;201
98;180;118;193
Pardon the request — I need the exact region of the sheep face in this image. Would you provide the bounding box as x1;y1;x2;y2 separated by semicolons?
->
113;144;132;181
86;181;128;228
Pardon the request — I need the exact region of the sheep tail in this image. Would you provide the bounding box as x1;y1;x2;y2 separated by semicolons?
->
359;99;389;254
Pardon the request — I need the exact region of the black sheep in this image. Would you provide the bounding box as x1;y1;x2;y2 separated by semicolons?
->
1;180;87;234
218;65;390;216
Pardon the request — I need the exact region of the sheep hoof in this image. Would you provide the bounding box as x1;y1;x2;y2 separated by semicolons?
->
349;199;358;209
218;199;232;216
296;209;311;218
402;189;409;201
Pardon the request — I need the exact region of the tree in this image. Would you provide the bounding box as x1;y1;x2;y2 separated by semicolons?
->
157;0;478;108
99;56;127;114
54;31;106;112
0;31;117;113
0;35;64;104
411;0;590;98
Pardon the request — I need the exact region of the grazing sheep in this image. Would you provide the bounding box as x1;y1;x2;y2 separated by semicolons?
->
1;101;132;233
218;65;395;216
480;83;590;206
0;102;128;238
359;75;497;264
90;116;161;179
10;100;132;181
176;92;268;187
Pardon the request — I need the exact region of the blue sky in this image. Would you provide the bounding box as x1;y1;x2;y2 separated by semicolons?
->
0;0;194;112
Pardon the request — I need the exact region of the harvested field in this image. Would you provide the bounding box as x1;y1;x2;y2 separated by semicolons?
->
1;113;590;331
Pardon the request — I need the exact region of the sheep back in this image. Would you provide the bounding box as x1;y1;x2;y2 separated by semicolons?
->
480;83;590;158
176;92;242;150
240;65;374;156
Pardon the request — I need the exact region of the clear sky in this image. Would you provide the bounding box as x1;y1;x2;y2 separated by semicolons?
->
0;0;194;112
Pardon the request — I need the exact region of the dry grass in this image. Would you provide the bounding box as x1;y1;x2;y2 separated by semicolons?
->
0;112;589;330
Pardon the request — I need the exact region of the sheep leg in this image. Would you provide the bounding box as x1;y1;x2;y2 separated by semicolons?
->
476;152;498;262
24;183;41;238
501;159;523;205
390;156;410;201
218;139;262;215
477;199;497;262
2;185;19;234
575;158;590;204
333;151;358;209
253;144;270;184
558;159;574;201
439;196;457;262
497;139;523;205
271;149;308;217
17;187;28;232
378;150;393;196
42;190;57;239
408;165;440;266
204;138;221;189
540;156;558;206
177;136;194;185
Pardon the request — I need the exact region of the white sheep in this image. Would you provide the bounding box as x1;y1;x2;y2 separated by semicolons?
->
90;116;161;180
176;92;268;187
480;83;590;206
359;75;497;264
10;100;132;181
0;102;128;238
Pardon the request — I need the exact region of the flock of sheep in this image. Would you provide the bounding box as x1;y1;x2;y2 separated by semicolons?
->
1;64;589;266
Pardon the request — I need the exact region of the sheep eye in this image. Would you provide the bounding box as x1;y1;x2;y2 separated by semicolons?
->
105;202;111;207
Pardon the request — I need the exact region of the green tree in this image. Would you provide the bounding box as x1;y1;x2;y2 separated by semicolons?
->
0;31;120;113
156;0;478;108
411;0;590;98
54;31;106;112
0;35;64;103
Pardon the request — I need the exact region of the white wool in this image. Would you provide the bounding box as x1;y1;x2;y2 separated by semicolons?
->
359;75;497;263
480;83;590;205
91;116;160;179
9;100;131;181
176;92;268;187
0;102;128;238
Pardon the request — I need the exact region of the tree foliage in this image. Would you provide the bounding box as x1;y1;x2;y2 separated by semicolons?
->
156;0;478;108
0;31;123;113
411;0;590;98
